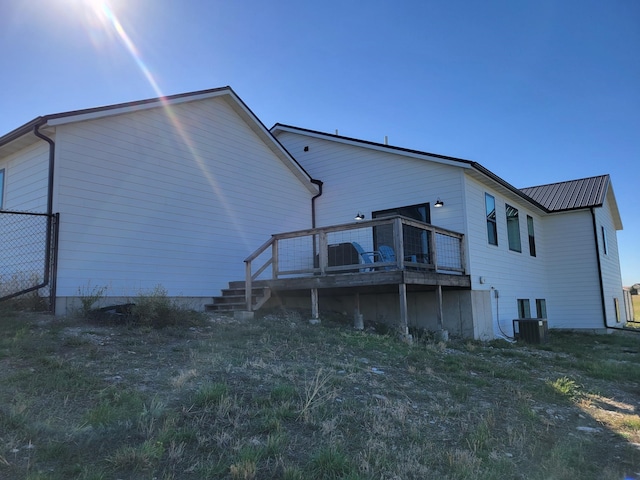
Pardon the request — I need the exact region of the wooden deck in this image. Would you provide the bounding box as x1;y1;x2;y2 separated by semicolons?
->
242;216;470;337
258;269;470;292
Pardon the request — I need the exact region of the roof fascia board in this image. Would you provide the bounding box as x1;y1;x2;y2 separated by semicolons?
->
605;182;623;230
1;88;233;147
0;117;45;148
1;88;318;196
271;124;473;170
468;164;549;213
44;88;233;127
222;94;318;195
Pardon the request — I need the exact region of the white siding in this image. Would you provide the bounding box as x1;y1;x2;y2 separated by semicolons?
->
275;131;466;233
0;141;50;286
463;175;550;335
543;211;603;328
595;190;626;325
0;140;49;212
53;97;312;298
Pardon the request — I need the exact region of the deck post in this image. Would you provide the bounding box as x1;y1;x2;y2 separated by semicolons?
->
435;284;448;341
429;230;437;269
310;288;320;324
354;292;364;330
393;217;405;270
318;232;328;274
398;283;411;342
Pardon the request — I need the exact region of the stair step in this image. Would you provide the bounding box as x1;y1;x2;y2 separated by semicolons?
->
208;280;271;312
205;303;247;311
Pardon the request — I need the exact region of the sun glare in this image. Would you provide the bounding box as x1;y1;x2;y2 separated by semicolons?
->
51;0;251;247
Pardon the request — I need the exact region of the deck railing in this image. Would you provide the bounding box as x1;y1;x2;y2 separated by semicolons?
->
244;216;465;310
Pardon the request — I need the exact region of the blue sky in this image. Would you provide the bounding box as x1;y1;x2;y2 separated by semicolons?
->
1;0;639;284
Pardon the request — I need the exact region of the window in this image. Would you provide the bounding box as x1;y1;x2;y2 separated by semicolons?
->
535;299;547;319
614;298;620;322
601;226;608;255
372;203;430;263
527;215;536;257
0;168;4;210
485;193;497;246
506;204;521;252
517;299;531;318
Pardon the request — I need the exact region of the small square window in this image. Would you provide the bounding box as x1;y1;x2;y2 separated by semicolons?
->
535;299;547;319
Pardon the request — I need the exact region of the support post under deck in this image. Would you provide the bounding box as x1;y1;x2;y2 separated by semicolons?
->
398;283;410;341
310;288;320;324
435;284;448;341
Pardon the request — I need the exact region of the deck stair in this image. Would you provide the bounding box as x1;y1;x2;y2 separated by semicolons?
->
205;281;271;312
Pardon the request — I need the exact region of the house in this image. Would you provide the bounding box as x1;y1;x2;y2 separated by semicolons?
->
0;87;628;339
270;125;627;338
0;87;319;313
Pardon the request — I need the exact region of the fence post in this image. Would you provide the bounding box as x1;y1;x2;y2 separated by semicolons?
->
272;239;279;279
245;260;252;311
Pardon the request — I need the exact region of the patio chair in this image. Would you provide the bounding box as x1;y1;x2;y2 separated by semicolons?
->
379;245;417;268
379;245;396;263
351;242;381;271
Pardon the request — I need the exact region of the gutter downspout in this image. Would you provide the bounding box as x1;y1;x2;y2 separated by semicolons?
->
591;207;629;332
310;179;323;228
33;124;58;314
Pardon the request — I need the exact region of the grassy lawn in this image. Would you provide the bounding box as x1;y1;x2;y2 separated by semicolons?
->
1;305;640;479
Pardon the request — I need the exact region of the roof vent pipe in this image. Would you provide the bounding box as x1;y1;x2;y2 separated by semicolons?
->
384;136;388;145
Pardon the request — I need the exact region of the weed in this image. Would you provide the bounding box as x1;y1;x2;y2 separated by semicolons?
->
308;444;356;479
547;376;580;399
107;439;163;471
76;282;108;317
299;368;335;421
130;285;207;328
193;382;229;408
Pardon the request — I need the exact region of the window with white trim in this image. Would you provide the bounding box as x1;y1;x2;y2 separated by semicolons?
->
527;215;536;257
506;204;521;252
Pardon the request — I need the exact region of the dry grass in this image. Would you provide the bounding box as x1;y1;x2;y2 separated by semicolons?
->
1;307;640;479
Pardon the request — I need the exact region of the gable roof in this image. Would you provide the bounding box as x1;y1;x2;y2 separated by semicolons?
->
521;175;609;212
271;123;549;212
271;124;623;228
522;175;622;229
0;87;319;195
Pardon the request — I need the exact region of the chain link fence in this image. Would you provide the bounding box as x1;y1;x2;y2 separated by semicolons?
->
0;211;58;310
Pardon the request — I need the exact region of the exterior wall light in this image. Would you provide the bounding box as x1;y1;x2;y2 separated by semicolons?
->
435;198;444;208
355;212;365;221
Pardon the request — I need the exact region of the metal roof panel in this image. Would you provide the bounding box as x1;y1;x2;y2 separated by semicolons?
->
520;175;609;211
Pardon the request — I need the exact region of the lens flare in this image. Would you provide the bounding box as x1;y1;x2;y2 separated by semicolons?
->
79;0;249;248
